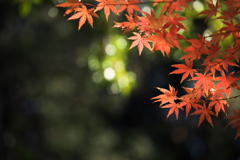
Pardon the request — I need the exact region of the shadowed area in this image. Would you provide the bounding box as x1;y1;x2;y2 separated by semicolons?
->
0;0;240;160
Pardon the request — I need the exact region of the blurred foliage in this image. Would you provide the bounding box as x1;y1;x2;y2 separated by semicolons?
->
14;0;42;17
0;0;240;160
81;34;137;96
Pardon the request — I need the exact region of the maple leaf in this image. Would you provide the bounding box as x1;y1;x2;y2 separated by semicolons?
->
191;73;215;96
215;72;240;97
198;0;220;21
68;5;99;30
208;87;225;100
95;0;119;21
117;0;141;15
217;0;240;20
226;109;240;139
207;88;229;116
148;31;180;56
152;85;184;119
148;34;171;56
179;87;204;117
224;45;240;63
181;87;199;100
208;100;228;116
170;59;197;83
204;42;221;62
152;85;178;106
113;14;138;33
163;13;187;30
202;61;220;77
202;52;239;77
162;0;193;13
181;36;210;61
231;0;240;7
56;0;81;8
214;58;239;73
128;32;151;55
219;20;238;39
56;1;83;16
191;103;216;127
138;10;166;33
162;102;185;119
178;100;194;118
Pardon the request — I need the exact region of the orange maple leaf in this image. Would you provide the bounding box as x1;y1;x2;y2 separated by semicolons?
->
213;54;239;73
138;10;166;32
56;0;81;8
68;5;99;30
208;100;228;116
162;102;185;119
56;1;82;16
113;14;138;33
128;32;151;55
117;0;141;15
152;85;178;106
95;0;119;21
179;87;203;117
148;31;179;56
170;59;197;83
191;103;216;127
191;73;215;96
152;85;184;119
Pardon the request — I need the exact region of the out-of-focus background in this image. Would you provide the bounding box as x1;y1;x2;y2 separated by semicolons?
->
0;0;240;159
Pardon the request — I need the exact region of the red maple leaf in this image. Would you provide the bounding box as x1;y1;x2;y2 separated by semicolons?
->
215;72;240;97
214;54;239;72
219;20;238;39
181;36;210;61
198;0;220;21
128;32;151;55
204;42;221;61
170;59;197;83
226;109;240;139
217;0;240;20
162;0;193;13
224;45;240;63
191;73;215;96
202;53;239;77
191;103;216;127
208;100;228;116
163;13;187;30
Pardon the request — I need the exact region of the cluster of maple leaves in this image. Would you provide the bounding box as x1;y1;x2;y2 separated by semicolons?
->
56;0;240;139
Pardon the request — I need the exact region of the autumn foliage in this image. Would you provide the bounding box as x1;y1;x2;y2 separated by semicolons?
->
56;0;240;139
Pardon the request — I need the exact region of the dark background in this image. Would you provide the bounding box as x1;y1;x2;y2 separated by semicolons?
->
0;0;240;160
